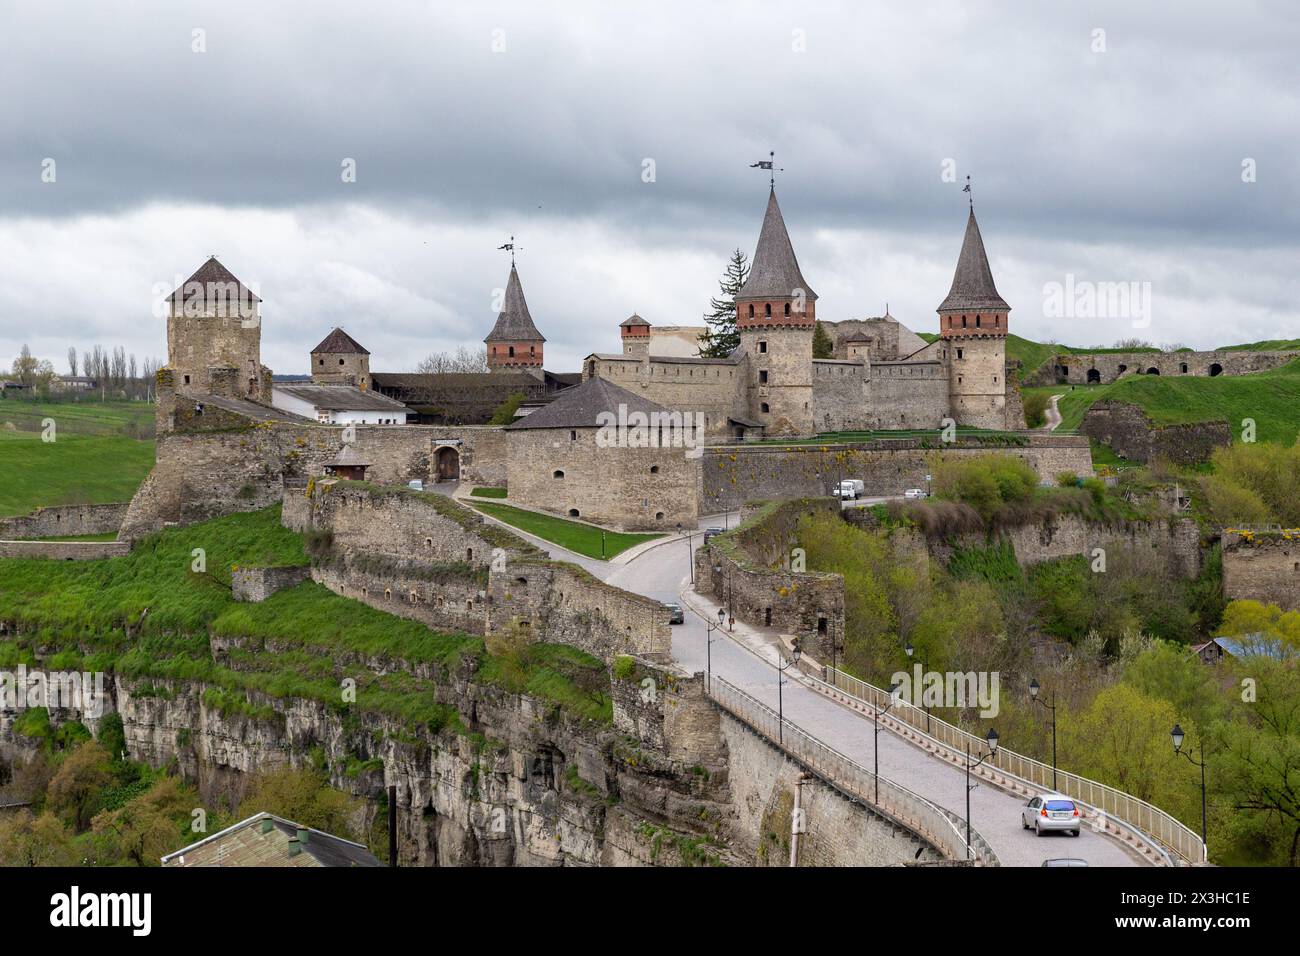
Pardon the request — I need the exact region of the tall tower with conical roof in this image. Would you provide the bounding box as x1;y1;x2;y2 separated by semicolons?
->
736;188;817;436
938;207;1011;429
485;265;545;378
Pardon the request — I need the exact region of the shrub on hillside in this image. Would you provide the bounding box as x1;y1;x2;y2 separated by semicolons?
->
930;453;1038;523
1023;391;1051;428
1202;439;1300;526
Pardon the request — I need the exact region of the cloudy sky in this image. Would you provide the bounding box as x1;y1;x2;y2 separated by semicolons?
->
1;0;1296;376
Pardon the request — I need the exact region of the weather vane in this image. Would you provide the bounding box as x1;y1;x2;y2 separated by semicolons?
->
497;235;518;266
750;150;782;188
963;175;973;208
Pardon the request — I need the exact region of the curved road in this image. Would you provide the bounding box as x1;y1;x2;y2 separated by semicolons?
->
468;497;1144;866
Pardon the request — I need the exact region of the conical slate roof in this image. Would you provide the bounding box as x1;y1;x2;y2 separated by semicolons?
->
484;266;545;343
169;256;261;304
311;327;369;355
737;188;817;302
325;443;371;468
505;377;667;430
937;209;1009;313
620;313;649;328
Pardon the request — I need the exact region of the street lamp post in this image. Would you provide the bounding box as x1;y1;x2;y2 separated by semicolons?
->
776;638;803;747
1171;724;1209;851
903;641;931;734
924;473;932;497
873;683;902;805
705;607;725;693
1029;678;1058;790
964;728;999;861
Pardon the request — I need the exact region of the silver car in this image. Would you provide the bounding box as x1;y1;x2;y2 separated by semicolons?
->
1022;794;1081;837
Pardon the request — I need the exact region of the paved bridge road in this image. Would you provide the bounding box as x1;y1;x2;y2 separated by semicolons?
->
469;498;1145;867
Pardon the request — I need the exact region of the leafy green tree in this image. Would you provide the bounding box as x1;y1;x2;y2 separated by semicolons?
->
488;392;527;426
90;776;194;867
0;810;78;866
700;249;749;358
1214;657;1300;865
237;766;362;840
47;741;112;831
812;322;834;359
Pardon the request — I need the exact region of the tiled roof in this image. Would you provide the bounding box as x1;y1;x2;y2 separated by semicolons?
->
168;256;261;304
937;209;1010;313
737;188;818;302
505;377;668;430
484;266;545;343
311;328;370;355
161;812;382;867
274;384;408;412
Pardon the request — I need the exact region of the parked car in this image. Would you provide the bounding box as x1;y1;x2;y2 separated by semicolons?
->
702;527;726;544
665;603;684;625
1021;794;1081;837
1041;858;1089;867
903;488;928;499
836;479;865;500
408;479;424;491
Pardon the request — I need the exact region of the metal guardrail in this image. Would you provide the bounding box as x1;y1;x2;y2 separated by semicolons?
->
706;676;997;866
820;665;1205;865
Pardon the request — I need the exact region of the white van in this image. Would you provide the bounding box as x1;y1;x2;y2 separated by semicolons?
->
837;479;865;500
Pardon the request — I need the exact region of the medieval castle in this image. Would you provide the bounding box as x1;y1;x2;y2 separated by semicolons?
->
133;187;1097;535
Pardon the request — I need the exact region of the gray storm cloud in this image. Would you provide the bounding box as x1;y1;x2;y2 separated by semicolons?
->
0;0;1295;374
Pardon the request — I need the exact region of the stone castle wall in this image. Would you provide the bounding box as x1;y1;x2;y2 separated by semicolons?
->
1081;400;1231;465
0;540;131;559
231;565;312;602
583;355;744;439
506;427;700;531
299;480;671;664
1221;532;1300;611
1039;349;1298;386
694;498;845;660
869;361;950;429
119;420;508;540
743;326;814;437
700;436;1094;514
870;511;1203;579
0;502;127;538
811;360;868;432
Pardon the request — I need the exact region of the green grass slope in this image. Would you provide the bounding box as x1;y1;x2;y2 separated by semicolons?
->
0;432;155;516
1035;359;1300;444
0;506;613;726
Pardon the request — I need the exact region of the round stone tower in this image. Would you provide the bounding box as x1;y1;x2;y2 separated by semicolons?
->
310;327;371;388
735;188;817;437
937;207;1010;430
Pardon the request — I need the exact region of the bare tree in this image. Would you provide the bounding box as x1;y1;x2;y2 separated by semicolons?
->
415;345;488;374
67;346;77;377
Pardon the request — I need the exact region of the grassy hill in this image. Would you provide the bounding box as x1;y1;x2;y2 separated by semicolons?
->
0;399;155;516
1025;358;1300;445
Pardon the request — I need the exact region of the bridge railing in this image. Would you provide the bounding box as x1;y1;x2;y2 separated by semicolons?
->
705;675;996;866
821;665;1205;865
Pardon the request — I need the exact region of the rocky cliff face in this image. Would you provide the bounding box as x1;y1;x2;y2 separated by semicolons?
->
0;647;736;867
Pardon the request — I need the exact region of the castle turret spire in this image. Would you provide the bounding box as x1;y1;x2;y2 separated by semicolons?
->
485;264;545;375
737;188;818;306
937;208;1009;315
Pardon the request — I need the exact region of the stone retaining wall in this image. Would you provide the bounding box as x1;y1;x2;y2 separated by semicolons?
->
0;502;127;539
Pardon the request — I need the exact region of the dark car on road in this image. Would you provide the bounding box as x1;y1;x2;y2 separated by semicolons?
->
665;603;684;625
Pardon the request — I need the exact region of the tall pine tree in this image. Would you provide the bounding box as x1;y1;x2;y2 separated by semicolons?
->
699;249;749;357
812;322;834;359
